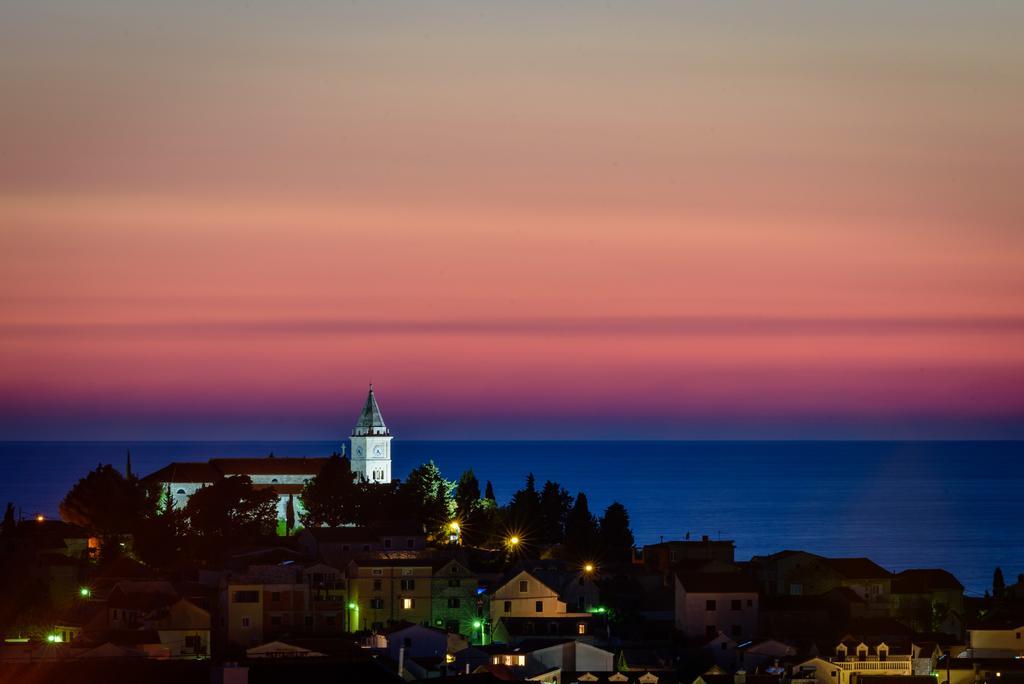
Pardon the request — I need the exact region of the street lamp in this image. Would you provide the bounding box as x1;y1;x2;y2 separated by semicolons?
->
448;521;461;544
583;563;595;574
79;587;91;598
472;619;487;645
35;514;45;522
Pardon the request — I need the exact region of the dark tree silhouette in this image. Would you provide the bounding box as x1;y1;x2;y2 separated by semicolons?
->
564;491;600;559
299;454;357;528
484;481;497;504
59;464;152;537
537;481;572;545
455;469;482;520
398;461;453;536
285;494;295;536
507;473;541;533
133;487;184;569
2;503;14;536
994;567;1006;599
599;502;635;563
184;475;278;540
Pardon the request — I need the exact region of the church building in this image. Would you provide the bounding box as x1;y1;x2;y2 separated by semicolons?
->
144;385;394;520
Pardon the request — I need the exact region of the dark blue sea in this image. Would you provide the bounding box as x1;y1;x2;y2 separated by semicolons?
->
1;440;1020;596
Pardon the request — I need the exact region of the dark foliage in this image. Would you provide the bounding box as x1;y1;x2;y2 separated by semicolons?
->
299;454;357;528
599;501;635;563
184;475;278;541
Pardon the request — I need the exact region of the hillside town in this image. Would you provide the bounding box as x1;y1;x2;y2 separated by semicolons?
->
1;389;1022;684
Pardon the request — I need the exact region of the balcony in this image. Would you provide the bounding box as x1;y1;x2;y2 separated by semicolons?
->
831;657;912;672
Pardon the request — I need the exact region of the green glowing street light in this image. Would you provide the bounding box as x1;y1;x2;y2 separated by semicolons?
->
348;602;357;610
472;620;482;629
79;587;91;598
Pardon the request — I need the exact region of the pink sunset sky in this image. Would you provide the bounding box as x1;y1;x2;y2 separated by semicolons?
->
1;2;1022;439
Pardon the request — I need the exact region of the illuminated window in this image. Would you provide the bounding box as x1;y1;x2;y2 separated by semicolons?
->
403;598;414;610
577;623;586;635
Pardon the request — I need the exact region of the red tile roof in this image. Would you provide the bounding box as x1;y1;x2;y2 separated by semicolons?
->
144;456;329;484
210;457;328;475
143;462;220;484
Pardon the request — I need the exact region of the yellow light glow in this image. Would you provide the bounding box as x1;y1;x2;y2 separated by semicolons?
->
402;598;413;610
583;563;595;573
508;536;519;546
35;514;45;522
449;521;460;532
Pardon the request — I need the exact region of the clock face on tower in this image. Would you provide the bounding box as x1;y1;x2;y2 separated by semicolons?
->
355;447;362;457
373;445;383;457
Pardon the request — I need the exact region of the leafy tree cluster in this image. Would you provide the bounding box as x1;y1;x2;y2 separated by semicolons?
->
58;463;280;564
56;456;635;568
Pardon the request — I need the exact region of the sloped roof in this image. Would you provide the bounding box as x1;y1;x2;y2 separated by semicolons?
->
145;457;327;483
821;558;892;580
892;569;963;594
352;385;388;434
142;462;220;484
210;457;327;475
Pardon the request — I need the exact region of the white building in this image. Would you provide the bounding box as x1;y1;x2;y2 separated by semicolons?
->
349;384;393;484
144;385;395;518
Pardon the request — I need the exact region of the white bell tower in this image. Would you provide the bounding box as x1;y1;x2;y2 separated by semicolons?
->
349;384;392;483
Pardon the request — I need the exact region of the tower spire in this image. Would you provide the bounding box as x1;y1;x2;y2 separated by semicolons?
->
353;384;388;437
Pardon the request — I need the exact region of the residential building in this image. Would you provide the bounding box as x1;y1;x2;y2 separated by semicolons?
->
492;615;598;645
430;558;485;637
793;641;913;684
347;557;433;631
384;622;449;662
223;563;347;647
891;569;964;634
643;537;736;573
296;522;426;563
490;568;592;624
966;621;1024;658
675;573;759;641
481;638;615;680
